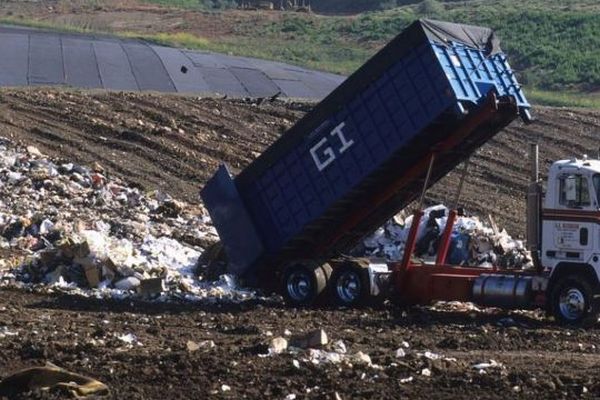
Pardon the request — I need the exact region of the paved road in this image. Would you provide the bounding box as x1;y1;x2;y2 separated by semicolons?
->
0;25;345;99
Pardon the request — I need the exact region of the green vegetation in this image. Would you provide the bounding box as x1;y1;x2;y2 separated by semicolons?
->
140;0;414;11
528;89;600;109
142;0;236;9
7;0;600;107
0;16;95;34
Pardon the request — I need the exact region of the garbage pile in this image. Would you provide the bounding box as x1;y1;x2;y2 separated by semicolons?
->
0;138;255;302
361;205;532;269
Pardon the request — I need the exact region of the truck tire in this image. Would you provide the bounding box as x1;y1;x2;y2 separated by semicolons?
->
282;262;330;307
550;275;599;327
330;265;370;307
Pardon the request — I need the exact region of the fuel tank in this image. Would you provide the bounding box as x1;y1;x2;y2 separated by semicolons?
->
472;274;533;309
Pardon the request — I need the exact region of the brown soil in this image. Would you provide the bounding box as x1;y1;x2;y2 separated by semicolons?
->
1;87;600;399
0;289;599;399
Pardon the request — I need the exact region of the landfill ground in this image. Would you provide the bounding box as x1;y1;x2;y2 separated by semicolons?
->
1;88;600;398
1;289;600;399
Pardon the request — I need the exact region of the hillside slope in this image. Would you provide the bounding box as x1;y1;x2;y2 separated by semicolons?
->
1;0;599;103
1;88;598;237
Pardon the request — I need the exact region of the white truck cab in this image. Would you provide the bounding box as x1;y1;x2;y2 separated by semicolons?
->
542;157;600;272
533;156;600;324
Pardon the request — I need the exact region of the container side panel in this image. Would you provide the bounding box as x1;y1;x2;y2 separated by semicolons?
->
241;42;454;252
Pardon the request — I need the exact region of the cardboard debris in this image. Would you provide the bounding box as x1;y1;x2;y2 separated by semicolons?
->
0;363;109;398
291;329;328;349
139;277;164;295
187;340;201;352
269;337;289;354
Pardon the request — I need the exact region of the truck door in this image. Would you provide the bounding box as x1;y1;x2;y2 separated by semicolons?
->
543;173;595;266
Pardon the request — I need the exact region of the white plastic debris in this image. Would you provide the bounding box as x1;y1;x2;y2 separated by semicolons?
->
0;326;19;339
361;205;532;270
395;348;406;358
473;359;503;371
114;277;141;291
269;337;288;355
117;333;140;346
307;349;343;365
422;351;441;360
332;340;347;354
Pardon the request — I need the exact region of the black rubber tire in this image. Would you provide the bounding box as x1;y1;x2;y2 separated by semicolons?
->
330;265;371;307
282;263;329;307
550;275;599;327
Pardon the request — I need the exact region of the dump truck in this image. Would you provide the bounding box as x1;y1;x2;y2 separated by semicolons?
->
202;19;600;326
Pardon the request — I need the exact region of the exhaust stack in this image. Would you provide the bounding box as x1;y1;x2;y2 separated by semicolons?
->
526;143;542;271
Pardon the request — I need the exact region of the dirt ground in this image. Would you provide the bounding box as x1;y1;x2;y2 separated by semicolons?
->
1;88;600;399
1;289;599;399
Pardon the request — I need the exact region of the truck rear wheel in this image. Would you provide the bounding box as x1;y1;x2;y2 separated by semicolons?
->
282;262;330;306
550;275;599;327
330;265;370;307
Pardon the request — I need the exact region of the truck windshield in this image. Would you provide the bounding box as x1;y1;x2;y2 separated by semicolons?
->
594;174;600;207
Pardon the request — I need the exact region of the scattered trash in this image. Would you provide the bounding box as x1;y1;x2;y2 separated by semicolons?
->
187;340;201;352
421;368;431;377
361;205;532;269
0;138;258;303
349;351;372;366
306;349;343;365
291;329;328;349
0;363;109;398
199;340;216;349
0;326;18;339
395;348;406;358
221;384;231;392
473;359;504;373
422;351;441;360
117;333;141;346
332;340;347;354
269;337;289;355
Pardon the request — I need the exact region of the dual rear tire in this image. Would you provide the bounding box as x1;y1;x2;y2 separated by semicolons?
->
282;262;370;307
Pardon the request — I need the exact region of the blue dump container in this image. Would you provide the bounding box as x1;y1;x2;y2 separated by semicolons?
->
202;19;531;278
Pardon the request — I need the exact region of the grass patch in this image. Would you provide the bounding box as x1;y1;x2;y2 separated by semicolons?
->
141;0;236;9
0;16;95;34
4;1;600;108
527;89;600;108
131;32;212;48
